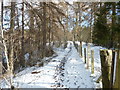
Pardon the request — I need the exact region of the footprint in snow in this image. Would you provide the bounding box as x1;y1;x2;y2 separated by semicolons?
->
67;80;69;82
60;79;64;82
74;82;77;85
82;82;85;85
80;77;82;79
57;83;61;87
61;73;64;77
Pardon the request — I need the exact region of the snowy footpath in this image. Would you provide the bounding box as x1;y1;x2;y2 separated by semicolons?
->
53;42;94;88
0;41;102;88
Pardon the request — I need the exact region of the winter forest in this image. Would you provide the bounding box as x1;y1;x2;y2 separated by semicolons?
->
0;0;120;89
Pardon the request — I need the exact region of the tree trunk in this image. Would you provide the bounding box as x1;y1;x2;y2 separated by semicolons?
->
16;7;20;30
20;0;25;67
9;1;16;86
9;43;14;85
110;3;116;48
0;61;2;75
42;2;47;58
29;9;34;31
1;0;3;28
0;0;9;72
10;2;15;32
48;3;51;48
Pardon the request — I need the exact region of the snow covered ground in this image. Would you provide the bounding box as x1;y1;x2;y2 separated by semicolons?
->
0;41;104;88
56;42;94;88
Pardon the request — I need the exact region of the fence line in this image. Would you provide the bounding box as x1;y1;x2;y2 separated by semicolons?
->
76;41;119;89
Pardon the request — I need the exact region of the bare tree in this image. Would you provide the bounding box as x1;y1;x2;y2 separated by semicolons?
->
20;0;25;67
9;1;16;86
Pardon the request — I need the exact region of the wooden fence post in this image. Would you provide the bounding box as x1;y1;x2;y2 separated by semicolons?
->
76;43;78;52
110;50;116;88
74;42;78;51
87;44;90;69
80;41;82;57
113;50;120;89
91;50;94;74
84;48;86;64
100;49;112;88
0;62;2;75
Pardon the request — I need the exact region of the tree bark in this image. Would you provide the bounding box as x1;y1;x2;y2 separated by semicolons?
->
16;7;20;30
0;61;2;75
1;0;3;28
10;2;15;32
110;3;116;48
20;0;25;67
9;1;16;86
0;0;10;72
29;9;34;31
42;2;47;58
